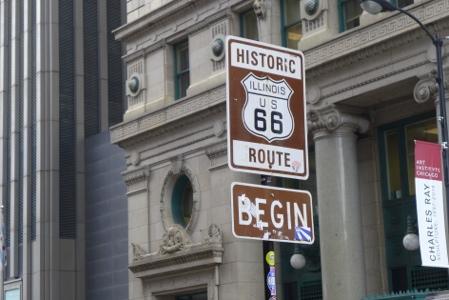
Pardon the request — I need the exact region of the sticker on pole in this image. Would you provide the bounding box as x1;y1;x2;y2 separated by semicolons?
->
226;36;308;179
231;182;314;244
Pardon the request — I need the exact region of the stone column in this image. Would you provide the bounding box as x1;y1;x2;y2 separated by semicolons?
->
308;106;369;300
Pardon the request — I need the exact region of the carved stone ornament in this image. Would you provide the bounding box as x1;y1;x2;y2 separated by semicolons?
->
413;76;438;104
307;86;321;105
131;243;148;261
204;224;223;244
170;156;184;175
130;151;141;166
159;225;192;255
253;0;266;19
122;167;150;187
213;120;226;137
304;0;320;17
308;106;369;137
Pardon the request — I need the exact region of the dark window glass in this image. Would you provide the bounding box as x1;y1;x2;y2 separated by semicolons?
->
107;0;124;126
281;0;302;49
339;0;362;32
240;9;259;41
175;40;190;99
60;0;77;239
172;175;193;227
397;0;414;8
175;291;207;300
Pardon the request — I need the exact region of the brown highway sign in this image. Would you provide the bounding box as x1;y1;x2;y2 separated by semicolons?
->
226;36;308;179
231;182;314;244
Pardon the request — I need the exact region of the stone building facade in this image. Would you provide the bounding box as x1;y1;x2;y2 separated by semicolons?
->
112;0;449;299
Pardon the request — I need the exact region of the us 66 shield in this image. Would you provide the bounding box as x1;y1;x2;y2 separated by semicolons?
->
226;36;308;179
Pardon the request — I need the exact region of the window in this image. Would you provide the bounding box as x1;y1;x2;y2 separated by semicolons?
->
379;114;449;292
281;0;302;49
5;287;20;300
174;40;190;99
339;0;413;32
338;0;362;32
171;174;193;228
240;9;258;40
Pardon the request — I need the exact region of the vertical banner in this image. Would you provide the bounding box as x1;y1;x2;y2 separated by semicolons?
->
415;140;449;268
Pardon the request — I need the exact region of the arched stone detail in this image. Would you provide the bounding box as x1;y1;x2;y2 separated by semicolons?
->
160;161;201;235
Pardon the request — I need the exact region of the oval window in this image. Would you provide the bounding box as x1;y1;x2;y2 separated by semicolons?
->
171;174;193;227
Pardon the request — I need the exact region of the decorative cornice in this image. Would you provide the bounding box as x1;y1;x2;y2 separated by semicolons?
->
320;59;426;101
308;106;370;138
304;0;449;71
122;167;150;187
129;243;224;279
129;224;224;279
110;85;226;147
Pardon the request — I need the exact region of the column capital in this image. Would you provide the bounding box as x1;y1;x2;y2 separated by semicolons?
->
413;74;438;104
308;105;369;139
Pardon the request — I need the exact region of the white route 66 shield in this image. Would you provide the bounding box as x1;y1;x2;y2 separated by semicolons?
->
241;73;294;142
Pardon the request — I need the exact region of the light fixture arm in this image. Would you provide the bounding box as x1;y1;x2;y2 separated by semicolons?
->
394;1;449;218
361;0;449;224
394;6;437;44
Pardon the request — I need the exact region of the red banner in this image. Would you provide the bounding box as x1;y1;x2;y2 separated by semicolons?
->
415;140;443;181
415;140;448;268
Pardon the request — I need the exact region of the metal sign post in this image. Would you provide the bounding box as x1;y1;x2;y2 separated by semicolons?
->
226;36;312;300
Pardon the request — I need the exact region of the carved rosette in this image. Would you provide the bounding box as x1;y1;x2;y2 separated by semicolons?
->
308;106;369;139
413;77;438;104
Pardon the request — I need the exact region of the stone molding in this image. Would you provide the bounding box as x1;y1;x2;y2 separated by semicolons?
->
110;85;226;147
129;224;224;279
206;143;228;170
122;167;150;187
308;106;370;138
304;0;449;71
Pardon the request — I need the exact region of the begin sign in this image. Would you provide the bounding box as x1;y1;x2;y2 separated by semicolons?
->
231;182;314;244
